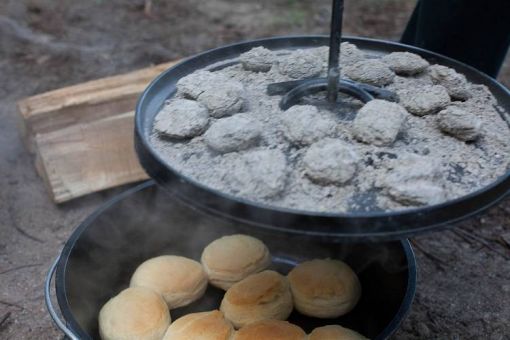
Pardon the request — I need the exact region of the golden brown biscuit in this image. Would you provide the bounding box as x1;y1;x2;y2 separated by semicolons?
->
308;325;369;340
130;255;208;308
287;259;361;318
99;287;171;340
234;320;306;340
220;270;293;329
162;310;234;340
201;234;271;290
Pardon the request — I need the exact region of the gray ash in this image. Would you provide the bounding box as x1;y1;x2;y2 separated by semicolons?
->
150;45;510;213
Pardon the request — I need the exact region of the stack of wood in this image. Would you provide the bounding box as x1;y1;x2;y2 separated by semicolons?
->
18;61;178;203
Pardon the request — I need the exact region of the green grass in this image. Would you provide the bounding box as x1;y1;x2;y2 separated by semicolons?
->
284;0;308;26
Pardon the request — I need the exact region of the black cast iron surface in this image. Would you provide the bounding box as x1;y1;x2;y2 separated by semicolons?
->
135;36;510;240
55;181;416;340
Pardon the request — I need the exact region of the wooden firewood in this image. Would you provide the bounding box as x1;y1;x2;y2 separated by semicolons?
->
18;61;179;203
34;112;149;203
18;61;176;151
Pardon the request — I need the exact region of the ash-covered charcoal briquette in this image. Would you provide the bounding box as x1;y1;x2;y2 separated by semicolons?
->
353;99;407;146
398;84;450;116
277;49;323;79
386;181;446;207
239;46;275;72
197;79;247;118
280;105;336;146
437;106;482;142
382;52;429;75
344;59;395;86
389;74;434;93
154;99;209;139
221;149;288;199
311;42;365;72
340;42;366;66
303;139;360;186
176;70;219;99
378;154;446;206
429;64;472;101
309;46;330;71
204;113;262;154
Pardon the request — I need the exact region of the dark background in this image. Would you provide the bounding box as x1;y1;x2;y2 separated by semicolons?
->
0;1;509;339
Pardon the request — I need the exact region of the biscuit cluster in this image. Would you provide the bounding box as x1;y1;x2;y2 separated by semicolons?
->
98;234;368;340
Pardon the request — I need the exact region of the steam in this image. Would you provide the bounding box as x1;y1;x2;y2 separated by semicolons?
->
61;183;412;338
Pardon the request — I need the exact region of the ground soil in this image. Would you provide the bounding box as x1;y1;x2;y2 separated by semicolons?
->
0;1;509;339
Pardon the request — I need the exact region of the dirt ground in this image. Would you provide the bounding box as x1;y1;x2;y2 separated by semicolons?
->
0;0;509;339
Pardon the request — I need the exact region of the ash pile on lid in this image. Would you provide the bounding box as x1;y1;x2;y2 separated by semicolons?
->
150;43;510;213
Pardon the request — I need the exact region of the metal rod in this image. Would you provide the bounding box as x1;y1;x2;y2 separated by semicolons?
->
327;0;344;103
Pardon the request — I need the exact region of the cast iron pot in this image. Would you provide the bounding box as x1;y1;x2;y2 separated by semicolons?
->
46;181;416;340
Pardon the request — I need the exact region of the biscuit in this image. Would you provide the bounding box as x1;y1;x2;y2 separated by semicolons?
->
287;259;361;318
220;270;293;329
130;255;208;309
234;320;306;340
99;287;171;340
308;325;369;340
162;310;234;340
201;234;271;290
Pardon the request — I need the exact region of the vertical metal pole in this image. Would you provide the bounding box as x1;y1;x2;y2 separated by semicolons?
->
327;0;344;103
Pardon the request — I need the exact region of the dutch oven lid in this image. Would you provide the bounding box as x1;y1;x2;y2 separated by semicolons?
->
135;36;510;240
